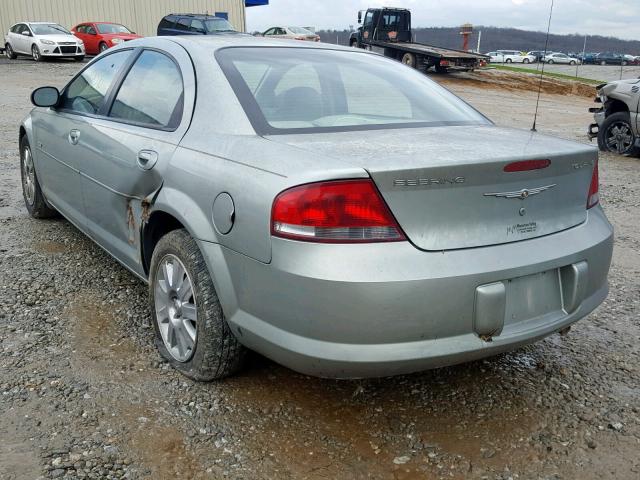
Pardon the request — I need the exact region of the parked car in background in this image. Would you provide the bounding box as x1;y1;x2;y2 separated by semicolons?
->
72;22;141;54
157;14;238;36
486;50;535;64
542;52;579;65
593;52;625;66
579;52;599;64
22;36;612;380
526;51;546;63
4;22;84;61
589;78;640;156
622;54;638;65
262;26;320;42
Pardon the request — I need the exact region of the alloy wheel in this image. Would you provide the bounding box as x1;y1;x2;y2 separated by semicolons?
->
154;254;198;362
5;44;13;59
605;122;634;154
32;45;40;61
21;146;36;206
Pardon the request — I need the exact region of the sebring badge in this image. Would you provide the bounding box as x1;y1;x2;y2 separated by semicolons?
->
483;184;556;200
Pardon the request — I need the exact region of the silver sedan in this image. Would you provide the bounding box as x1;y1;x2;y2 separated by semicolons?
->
20;36;613;380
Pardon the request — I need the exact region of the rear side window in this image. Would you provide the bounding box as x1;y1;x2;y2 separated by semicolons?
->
109;50;183;128
158;16;176;30
60;50;130;114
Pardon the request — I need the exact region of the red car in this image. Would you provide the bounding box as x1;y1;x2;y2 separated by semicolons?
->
71;22;141;55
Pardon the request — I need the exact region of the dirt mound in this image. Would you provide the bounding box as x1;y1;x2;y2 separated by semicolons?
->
438;69;596;98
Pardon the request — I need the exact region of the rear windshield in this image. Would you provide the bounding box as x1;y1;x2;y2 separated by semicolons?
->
216;47;490;135
97;23;131;34
31;24;70;35
288;26;313;34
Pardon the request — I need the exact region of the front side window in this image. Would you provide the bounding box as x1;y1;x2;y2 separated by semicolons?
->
363;12;374;28
31;23;70;35
191;20;205;33
59;50;131;114
217;47;489;135
204;18;235;33
109;50;183;128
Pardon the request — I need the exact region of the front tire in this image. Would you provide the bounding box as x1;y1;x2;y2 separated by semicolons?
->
597;112;640;156
5;43;17;59
350;39;358;48
547;59;554;64
523;58;530;64
570;60;576;65
20;136;57;218
99;42;108;53
31;44;42;62
505;58;512;64
149;229;245;381
74;55;85;62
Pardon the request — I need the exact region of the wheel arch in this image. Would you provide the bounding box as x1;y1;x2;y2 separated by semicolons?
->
141;187;220;275
605;98;630;117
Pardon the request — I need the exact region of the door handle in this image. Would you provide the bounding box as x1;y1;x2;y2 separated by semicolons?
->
68;129;80;145
137;149;158;170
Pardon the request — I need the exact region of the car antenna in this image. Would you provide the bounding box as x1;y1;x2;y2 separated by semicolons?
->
531;0;555;132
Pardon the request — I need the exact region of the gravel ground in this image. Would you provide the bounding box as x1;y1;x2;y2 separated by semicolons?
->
1;59;639;480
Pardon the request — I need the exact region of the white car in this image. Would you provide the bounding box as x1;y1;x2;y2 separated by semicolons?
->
486;50;536;64
4;22;85;62
262;26;320;42
542;53;580;65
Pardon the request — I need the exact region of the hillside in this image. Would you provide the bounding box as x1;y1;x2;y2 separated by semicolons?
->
318;26;640;55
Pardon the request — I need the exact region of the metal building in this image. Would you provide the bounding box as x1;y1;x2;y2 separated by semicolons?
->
0;0;268;37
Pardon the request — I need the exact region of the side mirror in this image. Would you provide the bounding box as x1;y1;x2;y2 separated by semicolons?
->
358;11;362;24
21;31;31;36
31;86;60;107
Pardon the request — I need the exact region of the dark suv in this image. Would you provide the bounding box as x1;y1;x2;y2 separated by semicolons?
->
157;14;238;36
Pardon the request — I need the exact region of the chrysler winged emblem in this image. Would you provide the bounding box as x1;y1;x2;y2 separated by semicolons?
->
483;184;556;200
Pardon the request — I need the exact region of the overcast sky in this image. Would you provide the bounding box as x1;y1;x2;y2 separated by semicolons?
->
246;0;640;40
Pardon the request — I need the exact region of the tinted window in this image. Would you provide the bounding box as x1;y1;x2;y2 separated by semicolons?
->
175;18;191;31
60;50;130;114
76;25;87;33
158;16;176;30
11;24;23;33
218;47;489;135
109;50;183;128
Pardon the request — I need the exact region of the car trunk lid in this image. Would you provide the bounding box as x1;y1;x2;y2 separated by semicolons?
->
267;126;597;250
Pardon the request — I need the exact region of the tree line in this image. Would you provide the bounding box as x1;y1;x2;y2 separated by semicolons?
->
318;26;640;55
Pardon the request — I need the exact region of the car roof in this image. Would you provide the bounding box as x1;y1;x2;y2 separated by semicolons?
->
167;13;225;19
162;34;349;52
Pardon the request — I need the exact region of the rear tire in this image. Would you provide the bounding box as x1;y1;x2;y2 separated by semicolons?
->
149;229;246;381
570;60;576;65
523;58;530;64
401;52;416;68
20;136;58;219
505;58;512;64
600;60;606;66
350;39;358;48
5;43;17;59
597;112;640;156
547;59;554;64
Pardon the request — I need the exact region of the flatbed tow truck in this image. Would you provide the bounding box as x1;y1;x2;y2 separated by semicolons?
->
350;7;487;73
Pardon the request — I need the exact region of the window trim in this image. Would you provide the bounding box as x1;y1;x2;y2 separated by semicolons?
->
55;47;185;132
215;46;491;136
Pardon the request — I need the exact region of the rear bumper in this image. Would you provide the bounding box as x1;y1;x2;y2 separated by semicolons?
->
200;207;613;378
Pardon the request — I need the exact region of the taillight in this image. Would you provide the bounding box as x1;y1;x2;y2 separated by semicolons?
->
587;160;599;209
271;179;406;243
